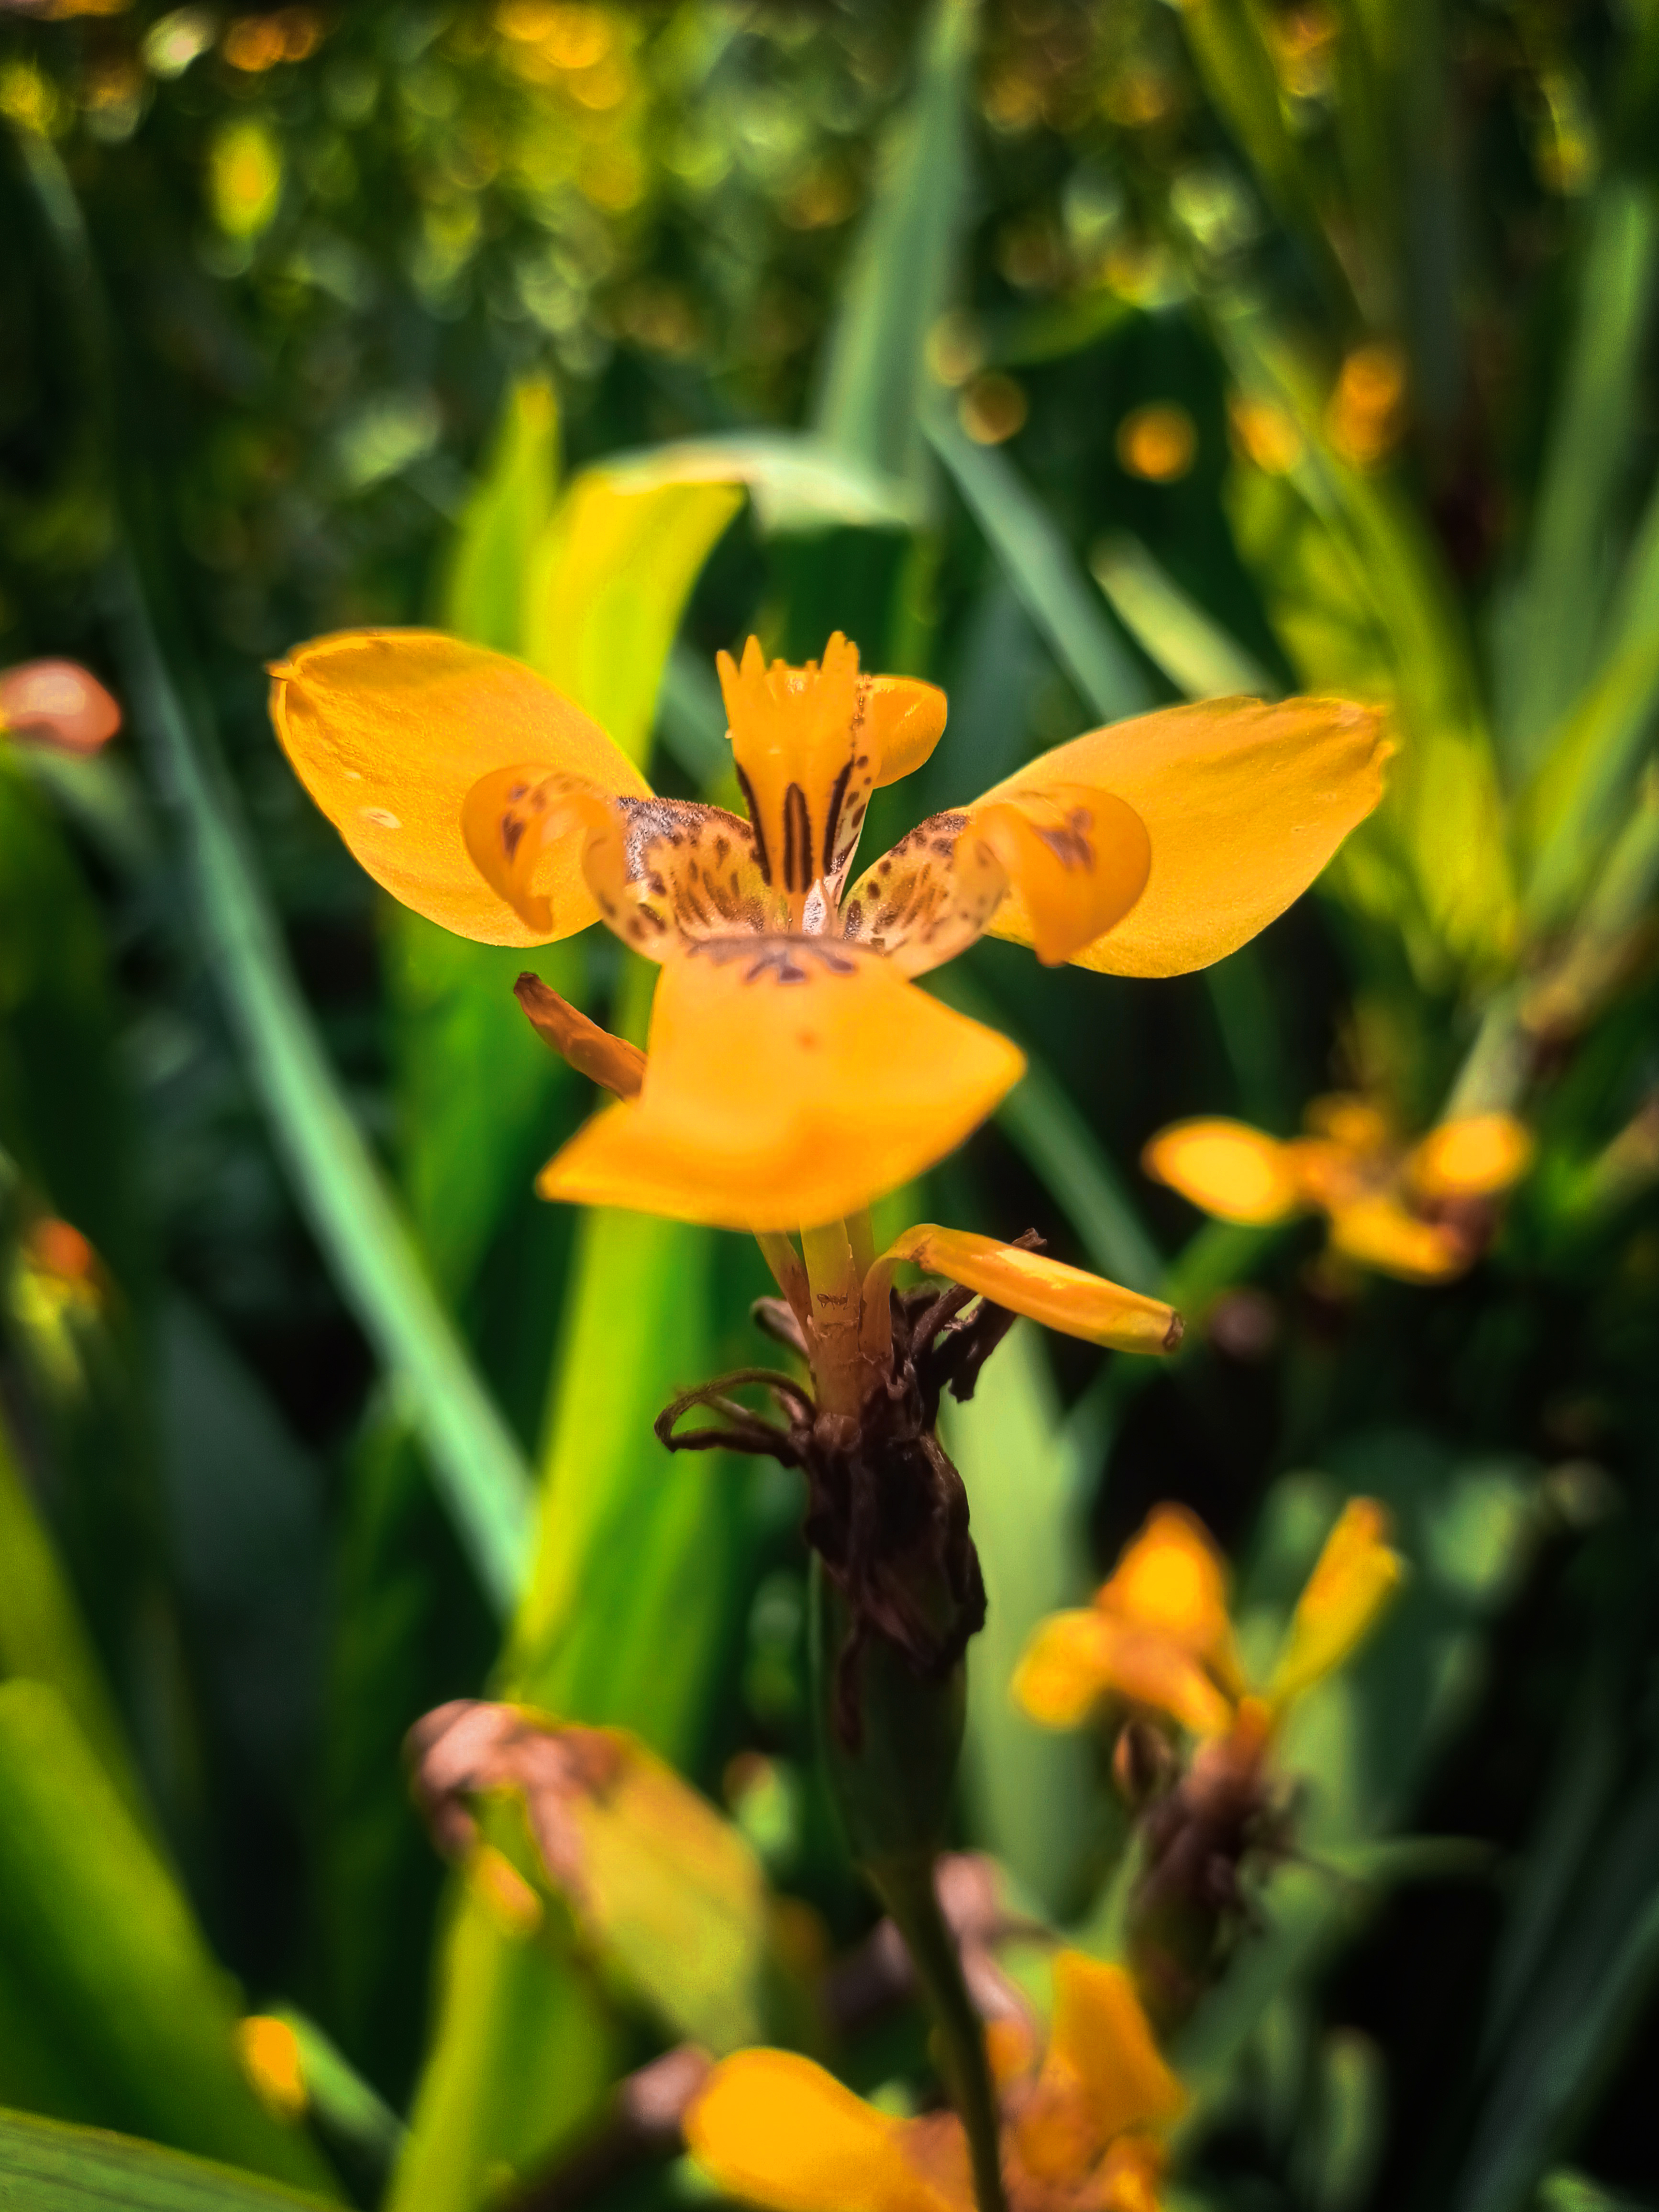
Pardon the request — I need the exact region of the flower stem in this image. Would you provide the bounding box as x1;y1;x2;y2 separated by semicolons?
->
867;1852;1008;2212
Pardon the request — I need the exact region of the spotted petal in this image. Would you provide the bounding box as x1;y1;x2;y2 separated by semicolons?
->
686;2050;960;2212
536;939;1025;1233
972;696;1390;977
268;630;650;946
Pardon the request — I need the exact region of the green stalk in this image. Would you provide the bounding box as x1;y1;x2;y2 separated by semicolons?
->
867;1854;1008;2212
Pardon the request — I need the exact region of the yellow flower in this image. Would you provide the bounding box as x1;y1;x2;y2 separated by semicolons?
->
1014;1497;1401;1741
1142;1094;1534;1283
270;627;1385;1328
685;1950;1183;2212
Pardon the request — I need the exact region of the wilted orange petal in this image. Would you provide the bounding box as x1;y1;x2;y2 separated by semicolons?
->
0;659;122;755
1045;1954;1186;2143
514;973;646;1098
269;630;650;947
686;2050;957;2212
1268;1496;1402;1709
1012;1611;1117;1727
882;1224;1182;1354
973;696;1389;976
1407;1113;1534;1201
1142;1119;1302;1226
1327;1195;1469;1281
536;940;1025;1234
1101;1505;1234;1659
962;785;1151;967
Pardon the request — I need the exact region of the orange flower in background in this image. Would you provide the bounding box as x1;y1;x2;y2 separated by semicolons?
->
1014;1498;1402;1741
271;629;1386;1256
1142;1094;1533;1283
686;1950;1183;2212
0;660;121;756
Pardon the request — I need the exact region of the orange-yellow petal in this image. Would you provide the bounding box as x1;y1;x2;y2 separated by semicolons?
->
1326;1194;1470;1281
686;2050;958;2212
1142;1118;1303;1227
1012;1610;1235;1737
867;674;949;788
962;786;1151;967
536;940;1025;1233
1045;1954;1185;2143
1407;1113;1535;1202
1012;1611;1118;1728
269;630;650;947
973;696;1389;977
1268;1497;1402;1710
719;634;877;913
882;1224;1182;1354
1100;1505;1234;1662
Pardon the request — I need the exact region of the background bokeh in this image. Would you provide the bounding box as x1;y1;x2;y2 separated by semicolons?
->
2;4;1658;2212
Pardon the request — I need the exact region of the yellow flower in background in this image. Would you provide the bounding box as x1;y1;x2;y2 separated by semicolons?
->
686;1950;1183;2212
271;629;1386;1238
1142;1094;1534;1283
1014;1497;1402;1741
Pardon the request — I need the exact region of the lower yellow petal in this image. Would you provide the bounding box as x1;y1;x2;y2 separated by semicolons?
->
1268;1497;1402;1709
1045;1954;1185;2143
268;630;649;946
883;1224;1182;1353
1407;1113;1534;1201
686;2051;956;2212
537;941;1024;1233
1142;1119;1303;1227
1101;1506;1235;1661
974;696;1389;976
1327;1195;1469;1281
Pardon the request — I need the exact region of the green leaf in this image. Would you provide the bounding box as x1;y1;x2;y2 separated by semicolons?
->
1494;181;1659;780
598;435;918;534
943;1323;1100;1918
813;0;981;490
1089;533;1279;702
110;560;535;1615
522;472;744;767
0;2106;336;2212
924;407;1155;721
0;1681;337;2193
0;1412;145;1828
442;377;559;655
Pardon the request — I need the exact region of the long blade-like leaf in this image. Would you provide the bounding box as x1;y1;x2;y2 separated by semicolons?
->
0;2107;336;2212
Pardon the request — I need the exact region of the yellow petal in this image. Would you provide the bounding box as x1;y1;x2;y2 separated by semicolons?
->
973;696;1389;976
963;786;1151;967
1012;1610;1235;1737
686;2051;957;2212
1268;1497;1402;1710
1327;1195;1470;1282
1101;1506;1234;1660
536;940;1025;1233
513;973;645;1098
718;634;879;916
1012;1611;1119;1728
1045;1955;1185;2143
268;630;650;946
1407;1113;1535;1201
868;675;949;787
1141;1119;1303;1226
881;1224;1183;1354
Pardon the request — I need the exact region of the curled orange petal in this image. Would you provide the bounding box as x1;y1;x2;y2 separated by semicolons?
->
513;974;646;1099
961;784;1151;967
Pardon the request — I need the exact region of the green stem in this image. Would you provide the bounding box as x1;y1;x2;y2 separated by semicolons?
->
867;1853;1007;2212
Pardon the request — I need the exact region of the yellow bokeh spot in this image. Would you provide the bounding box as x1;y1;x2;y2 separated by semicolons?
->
1116;403;1196;483
1326;343;1407;468
1230;395;1303;474
209;118;283;239
960;372;1029;446
235;2015;307;2123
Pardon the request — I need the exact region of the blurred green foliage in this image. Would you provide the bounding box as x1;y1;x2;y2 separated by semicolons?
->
1;4;1659;2212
